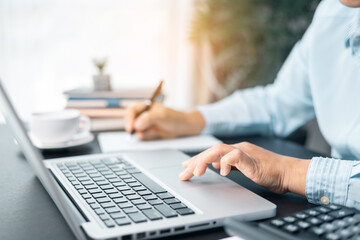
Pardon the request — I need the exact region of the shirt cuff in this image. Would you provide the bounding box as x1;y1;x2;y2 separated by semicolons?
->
306;157;354;206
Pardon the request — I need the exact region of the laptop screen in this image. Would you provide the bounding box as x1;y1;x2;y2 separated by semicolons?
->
0;79;85;240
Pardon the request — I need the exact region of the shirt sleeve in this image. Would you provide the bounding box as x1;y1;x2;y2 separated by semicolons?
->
306;157;360;209
197;23;316;138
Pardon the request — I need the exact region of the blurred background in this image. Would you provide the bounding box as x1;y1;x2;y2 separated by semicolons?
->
0;0;329;154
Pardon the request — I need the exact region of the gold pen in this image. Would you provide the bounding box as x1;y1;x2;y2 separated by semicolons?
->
130;80;163;136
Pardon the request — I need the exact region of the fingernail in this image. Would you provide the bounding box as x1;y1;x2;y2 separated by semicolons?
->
179;171;188;180
220;169;226;176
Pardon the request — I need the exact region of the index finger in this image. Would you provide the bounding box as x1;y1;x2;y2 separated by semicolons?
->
124;102;147;132
179;143;235;181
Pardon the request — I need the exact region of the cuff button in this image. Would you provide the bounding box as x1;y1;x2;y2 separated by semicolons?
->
320;196;330;205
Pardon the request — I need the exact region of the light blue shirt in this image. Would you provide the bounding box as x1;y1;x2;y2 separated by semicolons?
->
197;0;360;209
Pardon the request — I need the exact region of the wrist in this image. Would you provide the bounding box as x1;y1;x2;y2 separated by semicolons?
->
181;111;205;136
283;157;311;196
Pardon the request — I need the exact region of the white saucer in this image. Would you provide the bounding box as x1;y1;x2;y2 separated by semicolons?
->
28;131;95;150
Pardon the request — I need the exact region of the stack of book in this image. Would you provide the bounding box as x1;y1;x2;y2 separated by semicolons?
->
64;88;153;131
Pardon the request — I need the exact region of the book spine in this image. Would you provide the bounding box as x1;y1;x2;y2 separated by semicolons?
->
66;99;121;108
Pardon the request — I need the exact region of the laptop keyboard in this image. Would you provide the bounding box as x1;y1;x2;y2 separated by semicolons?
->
56;157;195;228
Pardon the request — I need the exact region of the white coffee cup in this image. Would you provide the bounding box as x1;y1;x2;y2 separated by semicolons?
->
29;109;91;143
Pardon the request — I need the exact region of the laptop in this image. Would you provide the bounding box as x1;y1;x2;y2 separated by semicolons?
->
0;79;276;240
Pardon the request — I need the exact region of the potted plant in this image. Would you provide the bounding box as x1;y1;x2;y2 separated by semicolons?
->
93;58;112;91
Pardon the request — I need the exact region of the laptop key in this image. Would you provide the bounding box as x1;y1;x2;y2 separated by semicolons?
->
95;208;105;215
110;212;126;219
132;173;167;194
157;193;174;200
109;193;123;199
128;181;142;187
85;184;98;190
104;219;115;228
88;188;102;194
82;194;92;199
113;198;127;204
164;198;180;204
137;204;152;210
117;186;131;191
86;198;96;204
118;202;133;209
133;186;147;192
132;199;146;205
154;204;178;218
123;207;139;214
143;194;157;201
101;202;116;208
115;218;132;226
90;203;100;209
99;214;110;221
176;208;194;216
142;209;163;221
122;190;136;196
104;189;118;194
149;199;163;205
106;207;121;214
113;182;126;187
125;193;139;200
128;212;147;223
170;203;187;209
138;190;152;196
93;193;106;199
78;189;87;195
100;184;114;190
97;197;111;203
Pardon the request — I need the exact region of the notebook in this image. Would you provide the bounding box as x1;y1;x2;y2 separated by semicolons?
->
98;131;222;153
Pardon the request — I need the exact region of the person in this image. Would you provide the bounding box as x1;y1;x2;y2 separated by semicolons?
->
125;0;360;209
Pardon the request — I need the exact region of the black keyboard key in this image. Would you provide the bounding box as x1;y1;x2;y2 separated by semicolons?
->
327;205;341;211
270;219;285;227
128;212;147;223
330;209;355;219
283;224;299;233
169;203;187;210
325;232;340;240
104;219;115;228
305;209;320;216
297;221;310;229
320;223;338;232
157;192;174;200
307;217;322;225
132;173;167;194
164;198;180;204
142;209;163;221
316;206;331;213
295;213;308;219
283;216;296;223
318;214;334;222
154;204;178;218
176;208;194;216
115;218;132;226
149;199;163;205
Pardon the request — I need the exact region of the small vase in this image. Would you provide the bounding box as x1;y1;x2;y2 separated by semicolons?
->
93;74;112;91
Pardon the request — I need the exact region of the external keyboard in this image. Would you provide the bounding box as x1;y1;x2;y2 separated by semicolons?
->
56;157;194;228
225;204;360;240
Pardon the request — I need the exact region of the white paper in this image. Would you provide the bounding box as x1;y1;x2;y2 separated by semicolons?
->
98;131;222;153
219;237;245;240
